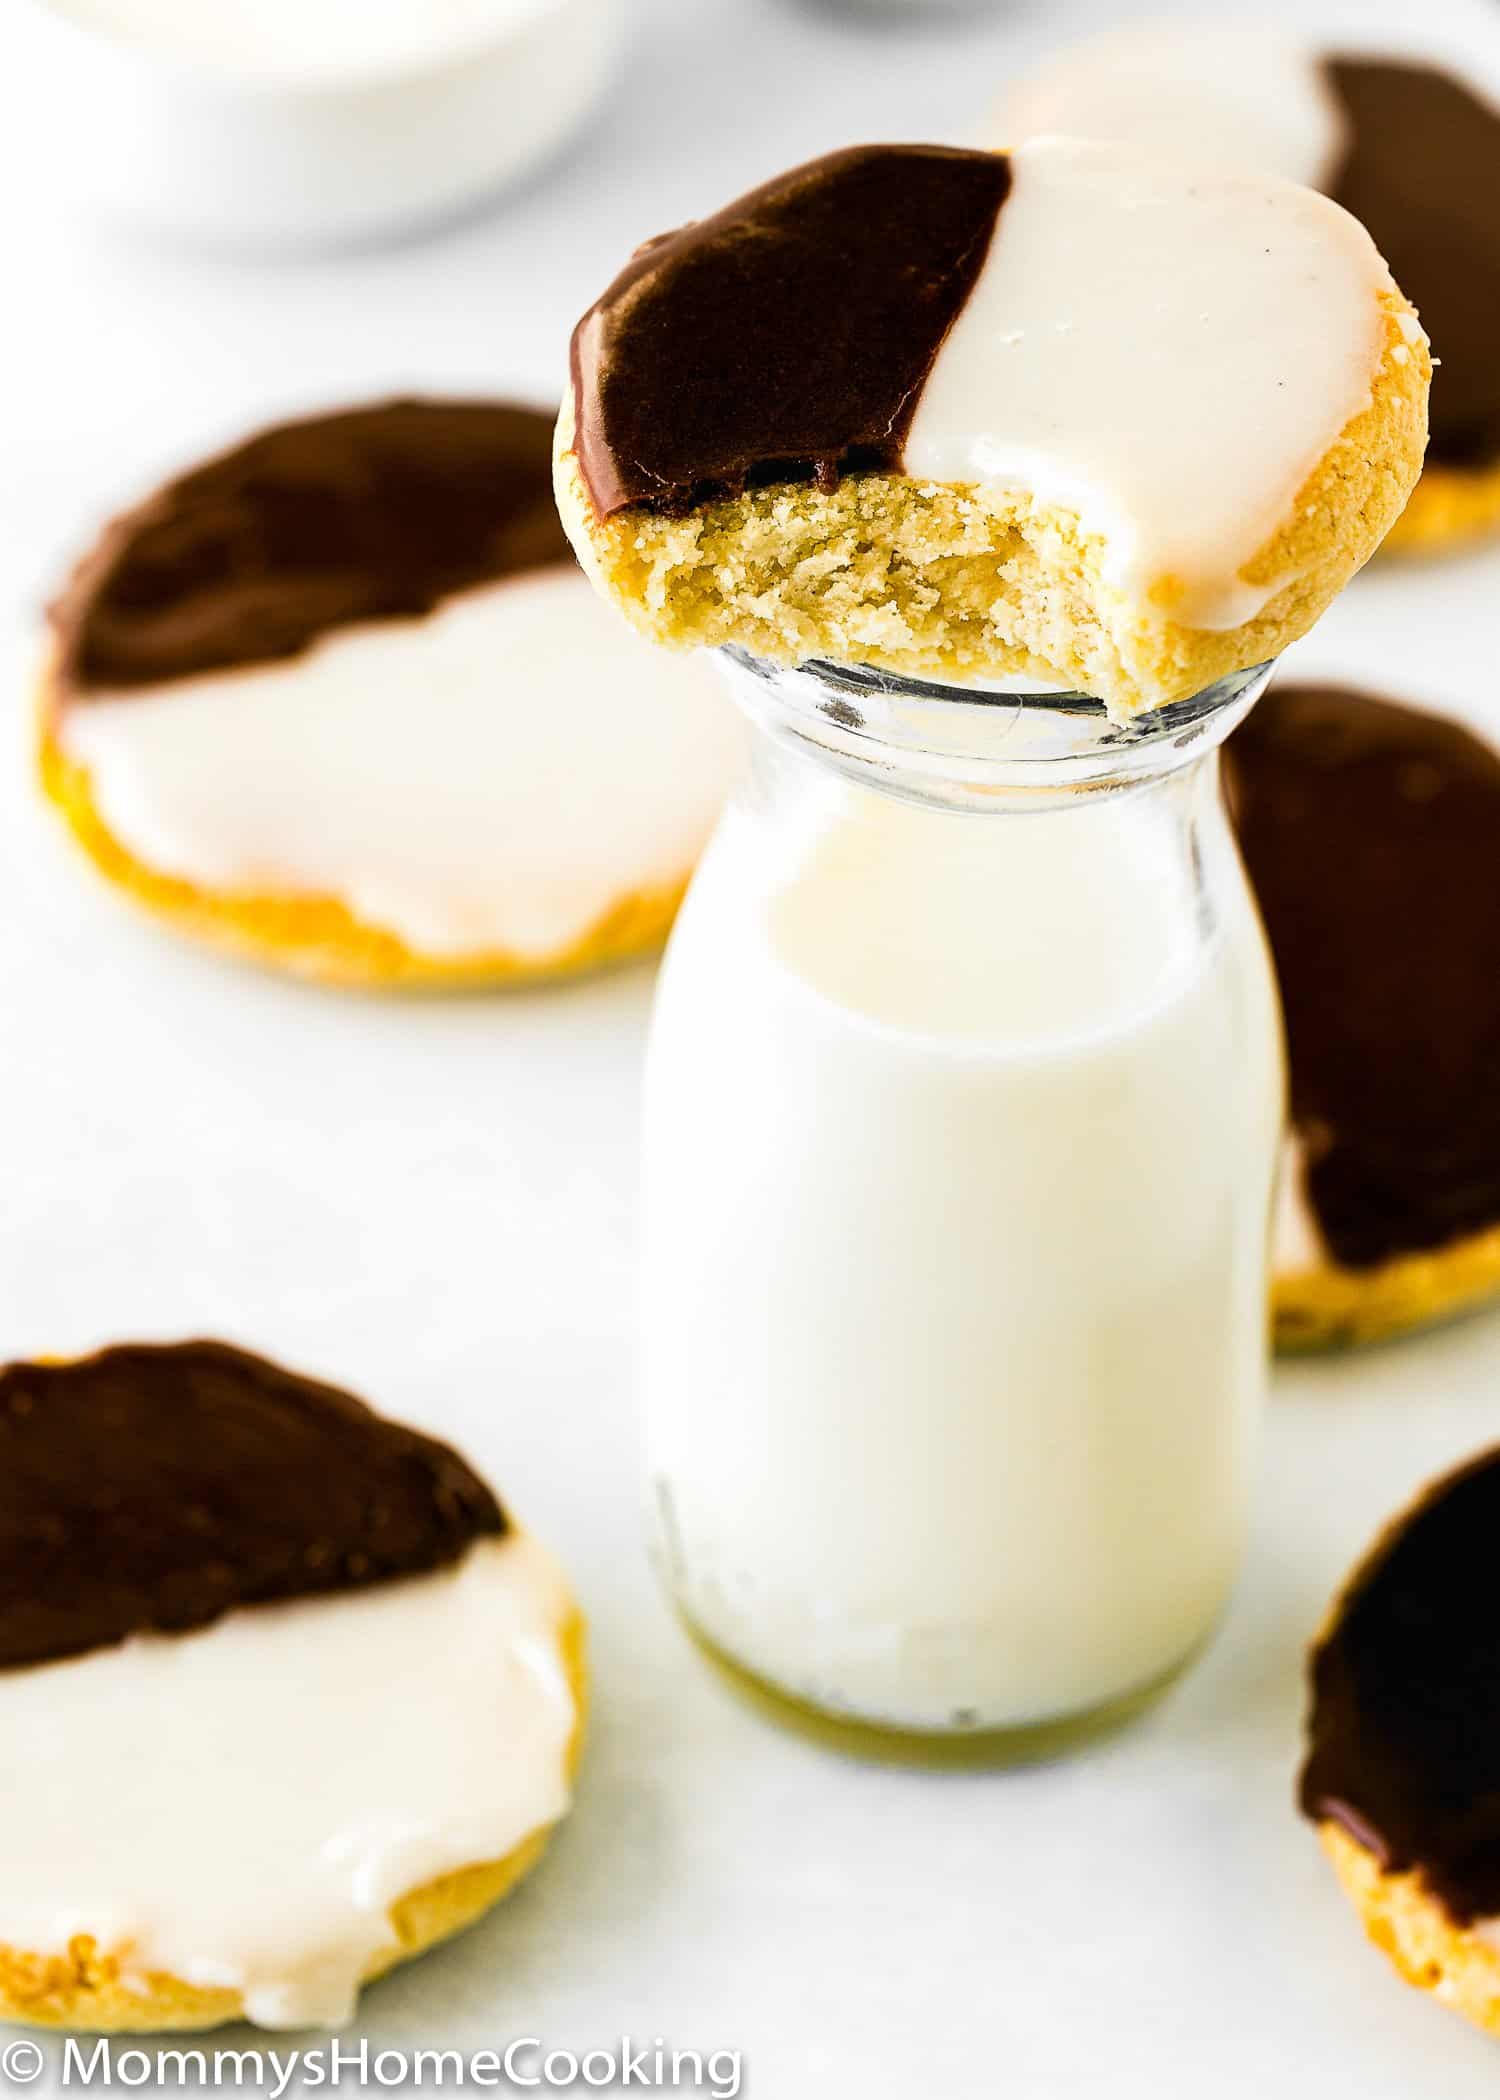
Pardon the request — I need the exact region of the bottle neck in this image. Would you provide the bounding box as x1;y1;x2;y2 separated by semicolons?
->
716;649;1274;815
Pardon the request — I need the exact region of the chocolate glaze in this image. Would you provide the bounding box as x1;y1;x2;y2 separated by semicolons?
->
52;399;570;698
1225;684;1500;1272
0;1342;506;1672
569;145;1012;518
1325;59;1500;471
1300;1446;1500;1926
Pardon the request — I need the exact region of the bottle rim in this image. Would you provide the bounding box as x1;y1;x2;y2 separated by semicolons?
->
717;649;1275;804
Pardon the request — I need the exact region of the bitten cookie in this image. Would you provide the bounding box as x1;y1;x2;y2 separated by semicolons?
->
40;399;739;989
0;1342;585;2032
1224;681;1500;1349
1301;1447;1500;2038
1000;28;1500;554
556;137;1428;720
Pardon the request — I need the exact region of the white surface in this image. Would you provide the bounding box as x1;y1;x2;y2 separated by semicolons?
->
3;0;1500;2092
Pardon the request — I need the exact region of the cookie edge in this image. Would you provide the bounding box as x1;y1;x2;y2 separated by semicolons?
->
1317;1810;1500;2038
1273;1219;1500;1351
35;670;686;992
1382;457;1500;556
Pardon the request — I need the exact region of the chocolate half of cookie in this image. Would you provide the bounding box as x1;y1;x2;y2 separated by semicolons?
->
1301;1445;1500;1927
1225;683;1500;1282
0;1339;505;1671
49;397;570;700
1325;59;1500;475
570;143;1011;518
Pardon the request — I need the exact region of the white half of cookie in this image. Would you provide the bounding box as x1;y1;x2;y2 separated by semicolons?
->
55;569;740;969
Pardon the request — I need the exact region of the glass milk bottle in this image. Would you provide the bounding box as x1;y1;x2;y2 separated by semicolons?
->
641;652;1283;1761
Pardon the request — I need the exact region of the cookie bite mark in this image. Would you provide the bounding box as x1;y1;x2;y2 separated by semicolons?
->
558;138;1428;717
50;398;569;698
570;144;1012;517
901;135;1396;633
1226;684;1500;1346
0;1341;504;1670
0;1344;584;2032
1301;1449;1500;2036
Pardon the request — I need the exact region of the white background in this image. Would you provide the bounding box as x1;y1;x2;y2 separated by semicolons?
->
4;0;1500;2092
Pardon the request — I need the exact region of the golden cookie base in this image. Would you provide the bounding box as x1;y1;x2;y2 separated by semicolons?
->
1317;1821;1500;2040
37;706;686;992
0;1610;587;2032
1382;458;1500;556
556;293;1428;722
1273;1221;1500;1351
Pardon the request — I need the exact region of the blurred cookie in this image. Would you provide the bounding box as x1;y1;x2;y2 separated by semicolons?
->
1225;681;1500;1348
557;138;1425;720
1002;28;1500;553
41;399;739;988
1301;1446;1500;2036
0;1342;584;2030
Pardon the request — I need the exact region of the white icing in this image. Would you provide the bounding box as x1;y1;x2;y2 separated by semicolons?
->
58;569;741;962
998;24;1343;189
905;135;1401;632
0;1533;575;2029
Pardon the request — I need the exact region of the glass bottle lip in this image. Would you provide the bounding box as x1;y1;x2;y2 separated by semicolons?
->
717;648;1275;805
